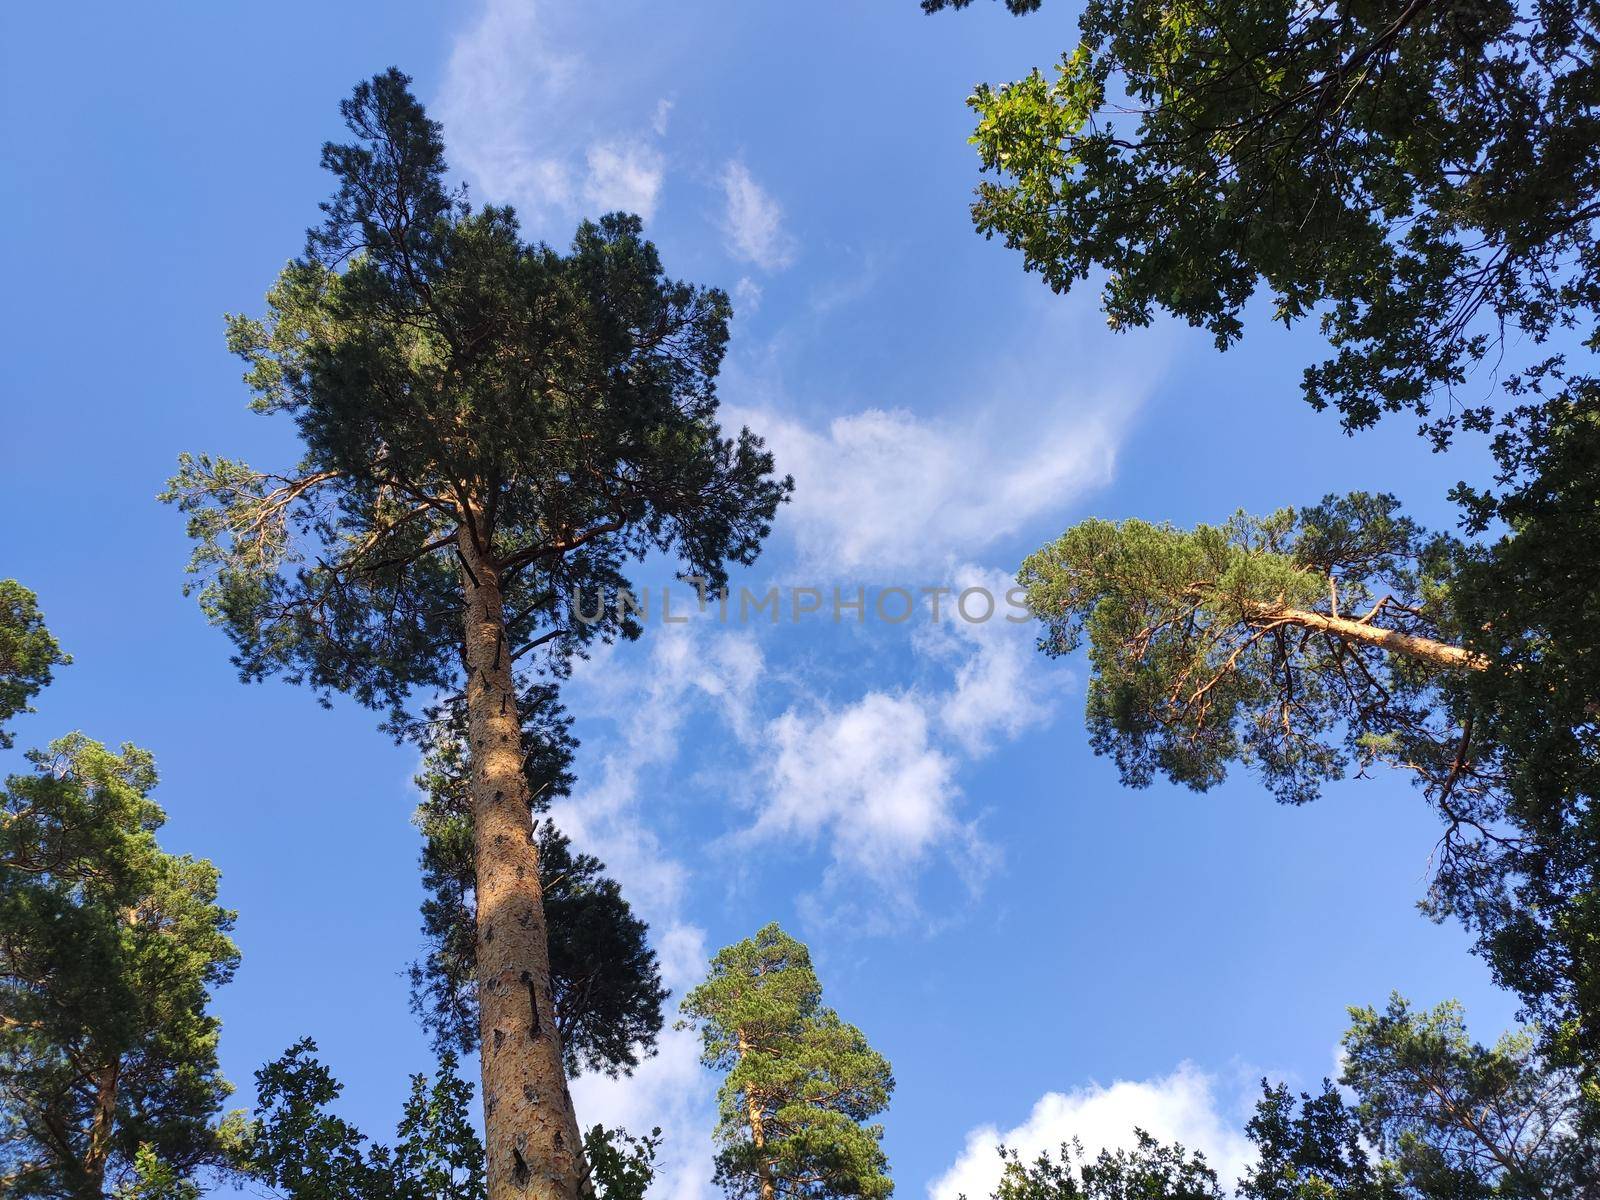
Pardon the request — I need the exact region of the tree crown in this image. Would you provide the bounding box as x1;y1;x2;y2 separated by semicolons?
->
0;580;70;750
2;734;241;1198
164;68;789;726
681;924;895;1200
952;0;1600;445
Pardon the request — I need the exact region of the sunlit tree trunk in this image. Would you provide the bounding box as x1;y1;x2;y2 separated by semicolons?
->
736;1028;776;1200
458;524;586;1200
1252;603;1488;671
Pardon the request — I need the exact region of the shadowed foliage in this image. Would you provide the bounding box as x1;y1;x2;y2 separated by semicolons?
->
408;687;667;1077
246;1041;660;1200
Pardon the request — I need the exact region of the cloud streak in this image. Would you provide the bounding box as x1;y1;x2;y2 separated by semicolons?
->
721;161;797;271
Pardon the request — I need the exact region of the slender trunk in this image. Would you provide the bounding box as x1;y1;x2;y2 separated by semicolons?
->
458;526;586;1200
1253;604;1488;671
82;1058;119;1195
736;1029;776;1200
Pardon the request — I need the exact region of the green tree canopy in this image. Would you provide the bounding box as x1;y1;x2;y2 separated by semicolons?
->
0;581;69;750
1019;492;1474;807
163;68;788;1200
681;924;895;1200
1239;1080;1399;1200
163;69;787;727
247;1041;659;1200
1442;392;1600;1083
986;1134;1223;1200
1018;493;1598;1110
989;999;1593;1200
1340;996;1594;1197
942;0;1600;446
1;731;241;1198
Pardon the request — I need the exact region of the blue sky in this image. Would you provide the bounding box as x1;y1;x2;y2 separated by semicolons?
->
1;3;1516;1198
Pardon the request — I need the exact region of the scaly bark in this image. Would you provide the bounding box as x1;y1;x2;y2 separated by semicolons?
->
458;525;586;1200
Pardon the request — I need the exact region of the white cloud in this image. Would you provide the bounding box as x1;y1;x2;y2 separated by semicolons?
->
931;1065;1257;1200
652;97;675;137
917;564;1057;757
734;276;763;317
558;591;1045;921
585;141;665;219
437;0;668;229
437;0;580;220
718;284;1170;578
755;691;964;874
720;161;797;271
569;1009;713;1200
725;402;1125;576
735;566;1053;906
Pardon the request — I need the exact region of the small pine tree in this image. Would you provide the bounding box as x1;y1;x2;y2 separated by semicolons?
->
0;589;240;1198
680;924;894;1200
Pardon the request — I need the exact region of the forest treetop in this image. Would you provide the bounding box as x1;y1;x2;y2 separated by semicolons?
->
939;0;1600;445
163;68;790;731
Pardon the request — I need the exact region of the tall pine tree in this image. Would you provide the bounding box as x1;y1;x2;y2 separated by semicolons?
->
681;924;894;1200
163;70;789;1200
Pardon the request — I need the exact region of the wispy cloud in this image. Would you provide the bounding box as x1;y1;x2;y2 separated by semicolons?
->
931;1064;1258;1200
436;0;579;221
733;277;764;317
727;402;1125;575
720;161;797;271
584;141;665;219
726;566;1055;918
721;291;1166;576
652;97;675;137
436;0;667;227
918;564;1057;757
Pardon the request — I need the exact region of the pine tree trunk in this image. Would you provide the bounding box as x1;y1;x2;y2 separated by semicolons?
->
1255;604;1489;671
458;526;587;1200
82;1058;119;1194
737;1029;776;1200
